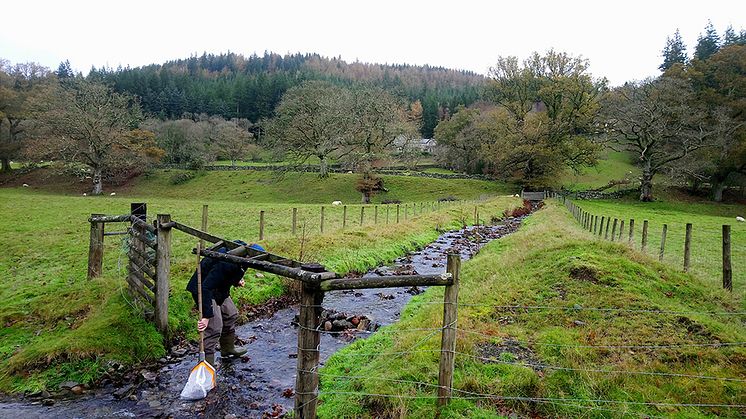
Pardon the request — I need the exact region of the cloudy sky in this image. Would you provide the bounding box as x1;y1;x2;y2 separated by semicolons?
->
1;0;743;85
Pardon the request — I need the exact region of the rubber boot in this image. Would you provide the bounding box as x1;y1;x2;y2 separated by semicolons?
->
219;332;247;359
204;353;215;367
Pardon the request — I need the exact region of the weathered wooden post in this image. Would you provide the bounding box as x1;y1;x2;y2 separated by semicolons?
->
396;205;400;223
659;224;667;262
641;220;649;252
88;213;105;279
374;205;378;224
420;202;424;214
629;219;635;245
593;215;598;234
611;219;618;242
723;225;732;291
404;204;408;220
386;205;390;224
604;216;611;240
295;281;323;418
292;208;298;236
619;220;625;241
438;254;460;408
155;213;171;335
259;210;265;240
599;216;605;237
684;223;692;272
320;206;325;233
343;205;347;229
360;206;365;225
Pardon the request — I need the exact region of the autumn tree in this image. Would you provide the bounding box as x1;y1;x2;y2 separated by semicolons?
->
34;79;159;194
458;50;605;186
346;86;414;203
266;81;348;177
0;60;53;172
602;77;737;201
210;117;253;167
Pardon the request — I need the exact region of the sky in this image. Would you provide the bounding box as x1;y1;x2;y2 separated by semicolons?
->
1;0;744;86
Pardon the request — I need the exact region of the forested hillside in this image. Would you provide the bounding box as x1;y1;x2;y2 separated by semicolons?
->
85;52;485;137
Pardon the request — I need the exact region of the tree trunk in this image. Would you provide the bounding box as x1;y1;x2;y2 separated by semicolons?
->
92;168;104;195
361;191;370;204
319;156;329;178
713;182;726;202
0;158;11;173
640;168;654;202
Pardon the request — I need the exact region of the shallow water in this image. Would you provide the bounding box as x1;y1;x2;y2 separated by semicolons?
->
0;218;524;418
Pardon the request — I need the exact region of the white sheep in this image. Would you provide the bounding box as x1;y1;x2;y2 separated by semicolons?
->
83;193;87;196
332;201;342;206
737;216;745;222
22;183;29;187
110;192;116;196
346;171;353;174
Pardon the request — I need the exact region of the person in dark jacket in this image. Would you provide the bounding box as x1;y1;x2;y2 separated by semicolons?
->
186;242;264;366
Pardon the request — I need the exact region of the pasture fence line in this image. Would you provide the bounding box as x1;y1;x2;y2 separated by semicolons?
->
552;194;736;292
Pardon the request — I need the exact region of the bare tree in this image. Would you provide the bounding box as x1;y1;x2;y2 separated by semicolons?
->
210;117;253;166
603;77;735;201
34;79;154;194
266;81;348;177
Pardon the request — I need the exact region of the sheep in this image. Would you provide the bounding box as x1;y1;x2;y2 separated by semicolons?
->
737;216;745;222
83;193;87;196
346;171;353;174
332;201;342;206
110;192;116;196
22;183;29;188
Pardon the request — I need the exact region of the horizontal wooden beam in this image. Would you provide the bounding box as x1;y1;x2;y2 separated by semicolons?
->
126;273;155;304
319;273;453;291
172;222;240;248
130;229;157;250
130;268;155;292
197;248;337;283
131;216;156;233
103;231;129;236
89;214;131;223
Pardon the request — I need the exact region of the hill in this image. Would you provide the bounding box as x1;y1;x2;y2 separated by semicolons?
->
90;52;486;137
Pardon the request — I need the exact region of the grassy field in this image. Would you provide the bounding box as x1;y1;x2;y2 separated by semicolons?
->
318;201;746;418
571;198;746;303
561;151;639;191
0;183;519;393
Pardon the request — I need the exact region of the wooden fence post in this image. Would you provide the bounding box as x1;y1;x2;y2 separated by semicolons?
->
386;205;390;224
259;210;265;240
605;216;611;240
396;205;400;223
343;206;347;229
405;204;408;220
619;220;625;241
88;213;105;279
295;281;323;418
292;208;298;235
599;216;605;237
360;206;365;225
155;214;171;335
374;205;378;224
723;225;732;291
593;215;598;234
611;218;618;242
641;220;649;252
659;224;667;262
629;219;635;245
684;223;692;272
438;254;460;408
320;206;325;233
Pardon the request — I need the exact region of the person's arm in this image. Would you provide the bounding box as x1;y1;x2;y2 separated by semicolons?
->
199;267;221;319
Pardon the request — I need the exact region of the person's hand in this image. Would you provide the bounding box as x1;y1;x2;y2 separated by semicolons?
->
237;279;245;287
197;318;209;332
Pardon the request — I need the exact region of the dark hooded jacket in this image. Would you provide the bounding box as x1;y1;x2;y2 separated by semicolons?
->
186;253;246;318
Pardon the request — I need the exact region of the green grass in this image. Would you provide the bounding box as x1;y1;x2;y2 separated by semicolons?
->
561;151;639;191
0;185;519;393
571;198;746;303
318;201;745;418
120;170;510;203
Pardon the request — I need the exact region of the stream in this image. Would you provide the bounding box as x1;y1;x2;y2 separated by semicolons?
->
0;216;526;418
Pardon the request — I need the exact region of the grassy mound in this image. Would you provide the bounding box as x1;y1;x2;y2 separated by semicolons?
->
0;187;519;393
318;201;745;418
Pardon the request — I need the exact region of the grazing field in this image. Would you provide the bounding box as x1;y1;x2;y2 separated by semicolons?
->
318;201;746;418
0;185;519;393
561;150;639;191
575;199;746;302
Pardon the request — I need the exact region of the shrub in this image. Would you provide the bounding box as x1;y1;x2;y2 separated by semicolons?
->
170;172;196;185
